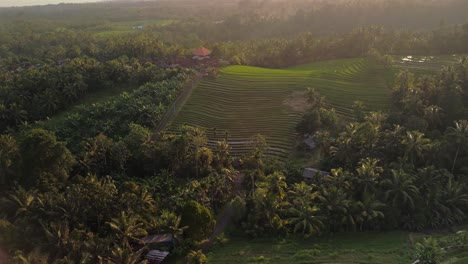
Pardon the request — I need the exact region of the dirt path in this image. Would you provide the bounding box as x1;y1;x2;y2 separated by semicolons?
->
199;173;245;252
153;72;203;136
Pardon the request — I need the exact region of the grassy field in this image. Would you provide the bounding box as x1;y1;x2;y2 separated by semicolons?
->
393;54;464;72
168;58;394;158
206;231;413;264
205;229;468;264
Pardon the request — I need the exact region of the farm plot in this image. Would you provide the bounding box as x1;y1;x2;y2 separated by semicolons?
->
168;58;393;158
394;54;465;72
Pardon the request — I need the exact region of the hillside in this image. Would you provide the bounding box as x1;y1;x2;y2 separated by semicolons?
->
168;58;393;158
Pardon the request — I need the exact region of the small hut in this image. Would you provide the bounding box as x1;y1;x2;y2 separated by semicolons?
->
192;47;212;61
303;168;329;183
141;233;175;264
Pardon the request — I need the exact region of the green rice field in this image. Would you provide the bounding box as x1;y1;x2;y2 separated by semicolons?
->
206;232;412;264
205;230;468;264
168;58;394;158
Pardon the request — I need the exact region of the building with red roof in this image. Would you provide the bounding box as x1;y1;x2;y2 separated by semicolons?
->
192;47;212;57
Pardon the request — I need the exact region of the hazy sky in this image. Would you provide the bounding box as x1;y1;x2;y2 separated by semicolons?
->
0;0;100;7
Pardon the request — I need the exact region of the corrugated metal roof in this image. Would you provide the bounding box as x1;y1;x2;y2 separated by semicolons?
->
303;168;329;178
141;234;173;244
146;249;170;264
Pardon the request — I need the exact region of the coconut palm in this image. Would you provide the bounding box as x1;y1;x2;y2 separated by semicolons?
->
383;169;420;210
445;120;468;173
288;205;324;238
401;131;431;166
1;187;37;220
324;168;352;191
356;158;383;194
354;192;385;230
106;212;147;248
159;210;187;248
317;186;351;232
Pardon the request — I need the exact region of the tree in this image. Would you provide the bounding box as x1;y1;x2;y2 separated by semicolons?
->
107;212;147;249
288;205;323;238
159;210;187;248
0;134;18;189
306;87;326;110
354;192;384;231
383;170;419;210
288;182;323;238
356;158;383;194
180;201;215;241
187;250;207;264
401;131;430;166
445;120;468;174
19;129;75;189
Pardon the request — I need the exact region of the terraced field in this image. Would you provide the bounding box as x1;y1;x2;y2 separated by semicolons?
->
168;58;393;158
394;54;465;73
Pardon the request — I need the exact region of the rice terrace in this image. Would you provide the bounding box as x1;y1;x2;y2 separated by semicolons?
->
1;1;468;263
168;56;461;158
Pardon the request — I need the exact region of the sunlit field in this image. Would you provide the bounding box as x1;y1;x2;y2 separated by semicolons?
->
169;58;392;158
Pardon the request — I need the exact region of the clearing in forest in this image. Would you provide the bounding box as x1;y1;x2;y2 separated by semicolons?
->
168;58;394;158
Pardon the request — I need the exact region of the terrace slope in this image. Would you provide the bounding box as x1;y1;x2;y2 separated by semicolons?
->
169;58;393;158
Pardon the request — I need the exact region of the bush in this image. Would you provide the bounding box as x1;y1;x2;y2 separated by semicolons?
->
181;200;216;241
414;238;444;264
187;250;207;264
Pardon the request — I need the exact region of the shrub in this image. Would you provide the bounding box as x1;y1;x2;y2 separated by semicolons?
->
414;238;444;264
181;200;216;241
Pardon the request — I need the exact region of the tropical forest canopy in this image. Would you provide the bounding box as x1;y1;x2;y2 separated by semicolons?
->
0;0;467;263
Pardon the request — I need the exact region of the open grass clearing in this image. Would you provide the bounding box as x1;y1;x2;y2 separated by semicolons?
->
206;228;468;264
206;231;412;264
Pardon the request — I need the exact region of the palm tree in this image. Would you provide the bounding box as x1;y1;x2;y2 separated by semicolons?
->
106;244;146;264
354;192;384;231
356;158;383;194
439;176;468;225
186;250;208;264
262;172;287;200
401;131;430;166
383;170;420;210
317;186;351;232
106;212;147;248
215;140;231;168
445;120;468;173
288;205;324;238
288;182;316;204
40;220;71;258
159;210;187;248
2;187;37;220
13;249;48;264
423;105;443;129
324;168;352;191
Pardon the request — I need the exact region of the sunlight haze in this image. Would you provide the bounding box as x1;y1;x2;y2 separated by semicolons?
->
0;0;99;7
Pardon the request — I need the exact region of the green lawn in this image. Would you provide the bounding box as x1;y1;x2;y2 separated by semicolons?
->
205;232;413;264
169;58;394;158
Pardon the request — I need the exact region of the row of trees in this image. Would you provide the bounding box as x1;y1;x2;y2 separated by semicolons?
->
0;57;189;133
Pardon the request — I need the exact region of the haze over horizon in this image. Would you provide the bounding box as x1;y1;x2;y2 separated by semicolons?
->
0;0;100;7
